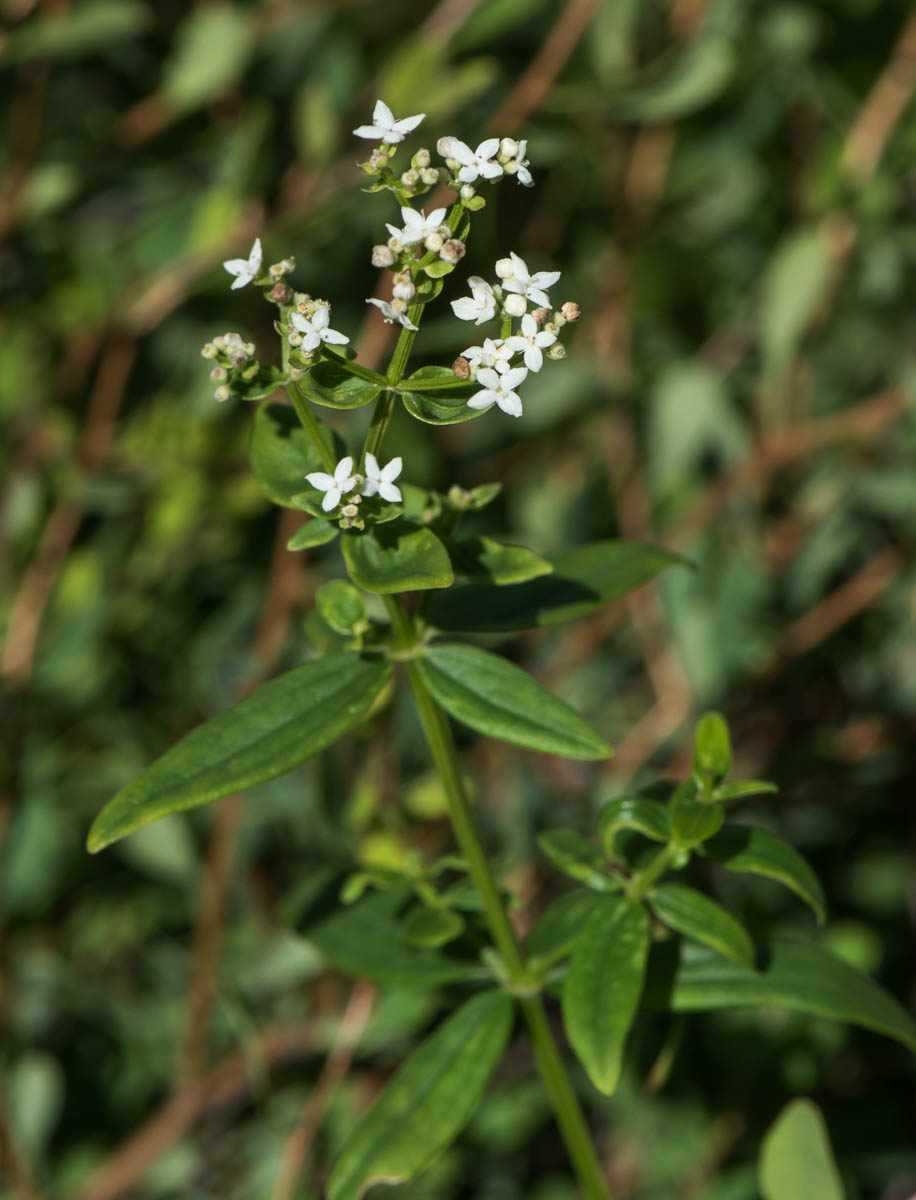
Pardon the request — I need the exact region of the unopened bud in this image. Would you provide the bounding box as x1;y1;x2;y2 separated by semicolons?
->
531;307;550;326
387;235;403;253
494;257;515;280
393;278;416;301
201;342;217;359
209;366;228;382
269;282;291;303
503;159;518;175
288;367;304;380
504;293;527;317
440;238;465;265
424;231;444;253
552;312;567;328
420;167;439;186
447;484;471;508
230;350;249;368
212;336;225;349
500;137;518;159
400;169;419;188
390;297;409;316
544;321;559;335
412;148;431;169
372;244;396;268
214;385;230;402
368;149;389;172
340;503;359;519
288;331;303;348
547;343;566;361
224;332;243;348
561;300;581;322
452;356;471;380
459;184;476;200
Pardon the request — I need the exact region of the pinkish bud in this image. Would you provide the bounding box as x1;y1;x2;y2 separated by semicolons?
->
452;356;471;380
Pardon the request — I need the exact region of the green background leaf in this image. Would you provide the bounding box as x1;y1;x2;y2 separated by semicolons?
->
759;1099;845;1200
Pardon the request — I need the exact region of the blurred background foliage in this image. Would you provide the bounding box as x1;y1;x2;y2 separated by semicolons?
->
1;0;915;1196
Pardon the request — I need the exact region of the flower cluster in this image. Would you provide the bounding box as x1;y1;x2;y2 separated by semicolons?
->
200;332;258;402
282;295;349;367
306;454;403;527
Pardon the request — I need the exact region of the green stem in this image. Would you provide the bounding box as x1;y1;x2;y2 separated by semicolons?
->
286;383;335;474
361;390;397;465
385;596;611;1200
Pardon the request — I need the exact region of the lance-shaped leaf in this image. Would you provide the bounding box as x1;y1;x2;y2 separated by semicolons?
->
250;402;339;507
562;894;650;1094
648;882;754;966
692;711;732;783
402;906;466;948
451;537;553;586
402;365;475;393
644;938;916;1052
88;654;391;852
416;643;612;761
713;779;778;803
598;796;670;857
302;890;476;987
698;825;826;924
295;361;380;410
760;1100;844;1200
342;520;453;593
426;540;686;633
527;890;607;967
328;989;513;1200
538;830;613;891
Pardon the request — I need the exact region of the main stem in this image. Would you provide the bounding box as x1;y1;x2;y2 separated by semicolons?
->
384;597;611;1200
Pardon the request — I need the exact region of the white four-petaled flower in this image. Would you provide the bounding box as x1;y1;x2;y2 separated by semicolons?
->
366;298;418;330
354;100;425;144
463;337;514;374
222;238;262;290
467;366;528;418
505;314;556;371
290;306;350;351
387;205;448;246
514;140;533;187
361;453;403;503
306;457;359;513
437;137;503;183
501;252;560;307
451;276;497;324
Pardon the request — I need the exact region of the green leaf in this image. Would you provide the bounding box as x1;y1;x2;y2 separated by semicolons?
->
670;783;724;850
645;937;916;1052
426;540;686;633
416;643;612;761
527;891;607;966
342;520;453;593
597;796;670;857
562;894;650;1094
402;906;466;948
760;1100;845;1200
317;580;368;635
403;366;475;393
537;830;613;891
162;6;253;116
328;990;513;1200
693;711;732;783
402;387;482;426
302;890;477;988
295;362;381;410
699;825;826;924
760;228;833;377
648;883;754;966
250;402;338;508
3;1;153;63
229;363;286;403
287;518;338;551
451;537;553;586
713;780;779;803
87;654;391;852
423;258;456;278
466;482;502;509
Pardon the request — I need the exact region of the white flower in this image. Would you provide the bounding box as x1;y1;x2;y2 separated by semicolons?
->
222;238;262;290
462;337;514;374
467;366;528;418
437;136;503;183
353;99;425;144
290;305;349;351
386;205;447;246
501;252;560;306
365;297;418;330
515;140;533;187
505;313;556;371
361;453;403;503
451;276;497;324
306;457;358;513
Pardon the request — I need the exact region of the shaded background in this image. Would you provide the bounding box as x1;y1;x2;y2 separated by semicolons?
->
1;0;915;1196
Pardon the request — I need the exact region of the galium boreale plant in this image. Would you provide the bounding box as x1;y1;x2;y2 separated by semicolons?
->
88;104;916;1200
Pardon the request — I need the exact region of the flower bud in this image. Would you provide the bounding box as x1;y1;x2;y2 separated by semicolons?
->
269;282;291;304
340;503;360;519
224;332;243;347
440;238;465;265
288;331;303;348
420;167;439;186
552;312;567;328
400;169;419;188
412;148;431;169
544;321;558;335
531;307;550;326
393;278;416;301
447;484;471;509
500;137;518;159
212;336;225;349
288;367;304;381
368;149;389;172
494;257;515;279
452;356;471;380
503;293;527;317
209;366;228;382
561;300;581;322
201;342;217;359
546;343;566;360
387;235;403;253
390;297;409;316
459;184;476;200
214;385;230;402
372;244;396;268
229;351;249;368
424;230;444;253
